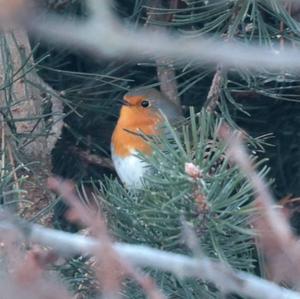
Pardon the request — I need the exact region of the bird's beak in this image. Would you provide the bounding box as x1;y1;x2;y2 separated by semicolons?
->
118;98;130;106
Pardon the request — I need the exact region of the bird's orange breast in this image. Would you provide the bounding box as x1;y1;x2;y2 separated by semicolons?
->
112;106;162;158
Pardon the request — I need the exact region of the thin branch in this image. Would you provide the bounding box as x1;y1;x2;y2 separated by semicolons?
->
0;218;299;299
69;146;114;170
40;82;64;153
219;125;292;244
146;0;180;107
218;125;300;285
204;66;222;112
26;0;300;70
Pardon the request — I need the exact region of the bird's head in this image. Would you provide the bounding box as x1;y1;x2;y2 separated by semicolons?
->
119;88;181;127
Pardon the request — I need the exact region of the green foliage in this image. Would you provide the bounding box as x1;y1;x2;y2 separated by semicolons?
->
98;110;267;298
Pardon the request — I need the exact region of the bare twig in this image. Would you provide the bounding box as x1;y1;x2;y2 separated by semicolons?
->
219;125;292;244
218;124;300;286
146;0;180;107
204;66;222;112
42;84;64;154
70;146;114;170
156;58;179;106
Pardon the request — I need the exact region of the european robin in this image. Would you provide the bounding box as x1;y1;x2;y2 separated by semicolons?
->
111;88;182;188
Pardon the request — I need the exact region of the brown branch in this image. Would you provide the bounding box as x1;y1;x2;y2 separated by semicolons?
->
204;2;243;112
280;1;292;50
219;125;292;243
146;0;180;108
70;146;114;170
218;124;300;287
204;66;222;112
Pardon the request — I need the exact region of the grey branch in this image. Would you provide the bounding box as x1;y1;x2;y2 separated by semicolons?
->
27;0;300;70
0;220;300;299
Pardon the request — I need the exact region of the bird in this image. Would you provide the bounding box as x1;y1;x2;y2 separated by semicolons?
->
111;87;182;188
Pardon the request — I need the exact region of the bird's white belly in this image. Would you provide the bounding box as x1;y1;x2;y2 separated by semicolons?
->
111;149;148;188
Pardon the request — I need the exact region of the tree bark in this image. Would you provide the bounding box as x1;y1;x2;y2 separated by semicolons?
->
0;25;64;215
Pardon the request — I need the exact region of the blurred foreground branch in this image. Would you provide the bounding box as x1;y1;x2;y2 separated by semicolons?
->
27;0;300;70
0;216;299;299
219;124;300;286
220;125;292;242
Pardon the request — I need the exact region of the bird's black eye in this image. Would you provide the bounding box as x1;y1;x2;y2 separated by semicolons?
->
141;100;150;108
